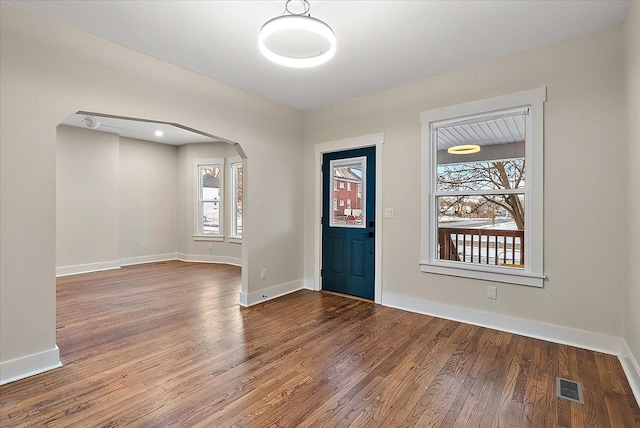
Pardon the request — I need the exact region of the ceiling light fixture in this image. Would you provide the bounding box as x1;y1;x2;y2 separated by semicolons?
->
154;130;164;137
259;0;336;68
447;144;481;155
82;115;101;129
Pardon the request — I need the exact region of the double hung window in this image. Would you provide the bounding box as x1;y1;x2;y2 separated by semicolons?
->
195;159;224;239
420;88;546;287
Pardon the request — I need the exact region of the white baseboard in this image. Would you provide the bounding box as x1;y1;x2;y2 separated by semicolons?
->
239;280;305;307
382;292;621;356
620;340;640;406
0;346;61;385
57;254;242;277
119;253;178;267
177;253;242;266
303;279;315;290
56;260;120;277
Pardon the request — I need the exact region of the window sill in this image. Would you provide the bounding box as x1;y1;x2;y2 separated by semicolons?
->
420;261;545;287
228;237;242;244
193;235;224;242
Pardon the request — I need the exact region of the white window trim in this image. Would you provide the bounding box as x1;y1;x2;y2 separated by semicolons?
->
228;156;243;241
420;88;546;287
193;158;225;240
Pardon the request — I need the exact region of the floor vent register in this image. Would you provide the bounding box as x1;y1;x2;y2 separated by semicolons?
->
556;377;584;404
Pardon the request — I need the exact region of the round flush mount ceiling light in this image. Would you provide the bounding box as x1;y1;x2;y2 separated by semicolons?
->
154;130;164;137
447;144;481;155
259;0;336;68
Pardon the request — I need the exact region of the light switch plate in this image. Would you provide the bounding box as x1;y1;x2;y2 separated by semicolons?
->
384;208;395;219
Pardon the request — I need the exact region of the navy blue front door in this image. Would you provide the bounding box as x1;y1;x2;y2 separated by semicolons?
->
322;147;375;300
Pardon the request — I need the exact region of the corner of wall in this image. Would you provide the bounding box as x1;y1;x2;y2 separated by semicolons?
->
0;346;61;385
621;339;640;406
239;279;305;307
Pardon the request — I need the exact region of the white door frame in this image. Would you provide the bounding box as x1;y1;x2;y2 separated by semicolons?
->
314;133;383;304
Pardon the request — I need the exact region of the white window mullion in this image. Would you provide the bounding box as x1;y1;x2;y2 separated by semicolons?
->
433;188;525;197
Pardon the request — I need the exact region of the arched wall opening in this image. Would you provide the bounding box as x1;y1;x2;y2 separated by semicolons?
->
55;111;248;290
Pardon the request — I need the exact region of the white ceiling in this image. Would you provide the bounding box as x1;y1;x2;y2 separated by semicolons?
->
10;0;629;111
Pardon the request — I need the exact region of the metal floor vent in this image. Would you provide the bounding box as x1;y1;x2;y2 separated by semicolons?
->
556;377;584;404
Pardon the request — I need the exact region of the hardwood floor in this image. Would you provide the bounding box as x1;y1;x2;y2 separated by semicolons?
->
1;261;638;427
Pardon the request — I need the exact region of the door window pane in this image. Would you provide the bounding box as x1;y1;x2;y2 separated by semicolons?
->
330;156;366;228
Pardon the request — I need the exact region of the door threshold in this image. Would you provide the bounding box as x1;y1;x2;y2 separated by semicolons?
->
321;290;374;303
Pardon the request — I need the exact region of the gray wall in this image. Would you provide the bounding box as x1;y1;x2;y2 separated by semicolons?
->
119;136;179;263
56;126;120;272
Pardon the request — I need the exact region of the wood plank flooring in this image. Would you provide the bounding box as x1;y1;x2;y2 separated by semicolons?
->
1;261;638;427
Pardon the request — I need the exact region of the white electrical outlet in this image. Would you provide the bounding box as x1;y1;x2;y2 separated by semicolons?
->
141;243;147;251
261;268;267;280
208;242;213;250
384;208;395;219
487;285;497;300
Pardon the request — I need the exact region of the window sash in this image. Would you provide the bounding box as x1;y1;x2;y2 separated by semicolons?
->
195;159;224;238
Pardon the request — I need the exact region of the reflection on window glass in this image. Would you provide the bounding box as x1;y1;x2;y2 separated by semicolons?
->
330;157;366;228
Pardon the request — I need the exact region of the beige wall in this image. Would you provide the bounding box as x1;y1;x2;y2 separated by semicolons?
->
0;3;303;373
56;126;120;270
304;27;624;337
623;2;640;374
119;136;178;261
